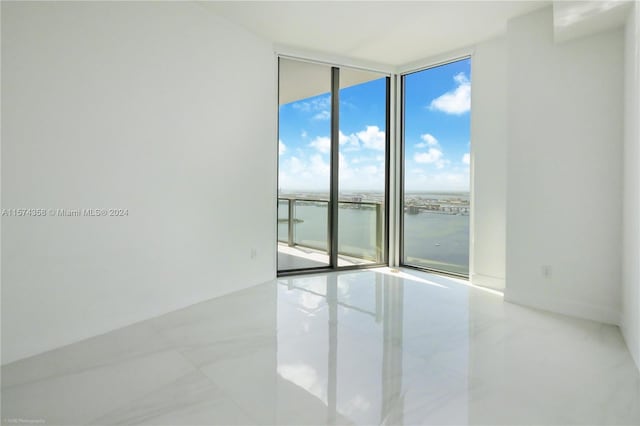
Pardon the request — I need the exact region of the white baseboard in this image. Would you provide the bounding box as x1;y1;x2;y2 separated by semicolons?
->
471;273;505;291
504;288;620;326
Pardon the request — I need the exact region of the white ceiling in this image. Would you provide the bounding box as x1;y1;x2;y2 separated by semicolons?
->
205;1;549;67
553;0;633;42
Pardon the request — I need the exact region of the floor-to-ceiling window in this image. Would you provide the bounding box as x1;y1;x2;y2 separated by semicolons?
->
277;58;388;274
401;58;471;276
278;59;332;271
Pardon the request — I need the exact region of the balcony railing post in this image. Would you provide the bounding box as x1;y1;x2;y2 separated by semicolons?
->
288;199;295;247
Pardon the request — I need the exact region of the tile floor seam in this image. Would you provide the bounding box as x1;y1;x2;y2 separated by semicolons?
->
1;346;178;392
185;358;269;426
85;367;242;426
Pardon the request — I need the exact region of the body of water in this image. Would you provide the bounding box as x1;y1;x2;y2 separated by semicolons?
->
278;193;469;275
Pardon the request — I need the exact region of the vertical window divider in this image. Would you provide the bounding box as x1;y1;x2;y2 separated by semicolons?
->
396;74;406;266
329;66;340;268
390;73;402;268
384;76;392;266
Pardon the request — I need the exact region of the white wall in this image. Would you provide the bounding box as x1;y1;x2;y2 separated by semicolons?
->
504;7;624;325
470;36;507;291
1;2;277;364
622;1;640;371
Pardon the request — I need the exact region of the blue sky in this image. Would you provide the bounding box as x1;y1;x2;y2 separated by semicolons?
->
279;58;470;192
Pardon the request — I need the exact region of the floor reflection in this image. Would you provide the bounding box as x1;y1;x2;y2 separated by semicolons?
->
277;270;466;425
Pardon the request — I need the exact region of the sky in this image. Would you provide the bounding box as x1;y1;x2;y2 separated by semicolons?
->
278;58;471;193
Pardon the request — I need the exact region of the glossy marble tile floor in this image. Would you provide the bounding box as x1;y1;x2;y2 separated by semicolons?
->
2;268;640;425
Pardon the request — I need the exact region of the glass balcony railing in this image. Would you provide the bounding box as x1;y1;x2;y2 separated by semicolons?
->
278;197;384;264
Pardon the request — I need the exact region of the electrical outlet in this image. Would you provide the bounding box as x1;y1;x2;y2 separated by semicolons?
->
542;265;552;279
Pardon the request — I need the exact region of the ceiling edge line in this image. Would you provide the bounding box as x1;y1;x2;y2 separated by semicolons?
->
274;43;396;75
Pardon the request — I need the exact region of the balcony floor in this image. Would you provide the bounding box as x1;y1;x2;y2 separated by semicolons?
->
277;242;375;271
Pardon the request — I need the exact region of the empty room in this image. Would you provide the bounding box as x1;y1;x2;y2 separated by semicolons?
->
2;1;639;425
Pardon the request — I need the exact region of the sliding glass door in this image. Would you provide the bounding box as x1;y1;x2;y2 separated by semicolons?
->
338;69;388;267
278;60;332;271
277;58;388;274
401;58;471;276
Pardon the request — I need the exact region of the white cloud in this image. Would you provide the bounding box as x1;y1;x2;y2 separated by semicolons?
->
280;124;389;191
338;152;384;190
309;154;330;177
339;152;351;179
416;133;439;148
414;148;443;164
429;72;470;115
405;168;470;191
292;102;310;112
356;126;385;151
309;136;331;153
362;165;378;175
292;95;331;121
292;95;330;113
288;156;305;174
421;133;439;146
462;153;470;165
305;126;384;156
414;147;449;169
313;110;330;121
280;148;386;191
339;130;360;149
279;154;330;190
279;140;286;155
301;130;307;138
